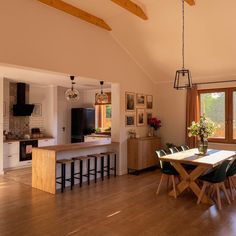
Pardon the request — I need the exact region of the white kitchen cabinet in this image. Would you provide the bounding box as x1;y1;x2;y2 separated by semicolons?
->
3;142;19;169
38;138;55;147
84;136;111;143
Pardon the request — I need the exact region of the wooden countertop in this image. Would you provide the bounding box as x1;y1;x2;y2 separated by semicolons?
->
34;140;117;153
4;137;54;143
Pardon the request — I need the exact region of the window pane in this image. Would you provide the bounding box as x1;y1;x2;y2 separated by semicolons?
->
200;92;225;138
233;92;236;139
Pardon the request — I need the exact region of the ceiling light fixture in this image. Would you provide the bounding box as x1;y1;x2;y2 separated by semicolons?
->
65;75;79;101
96;81;108;104
174;0;192;90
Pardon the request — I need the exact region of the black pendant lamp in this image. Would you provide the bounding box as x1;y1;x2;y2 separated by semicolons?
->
174;0;192;90
65;76;79;101
96;81;108;104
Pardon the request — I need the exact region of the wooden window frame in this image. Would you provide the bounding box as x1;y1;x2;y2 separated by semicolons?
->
198;87;236;144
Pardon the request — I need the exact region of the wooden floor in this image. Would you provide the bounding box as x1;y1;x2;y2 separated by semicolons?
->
1;168;236;236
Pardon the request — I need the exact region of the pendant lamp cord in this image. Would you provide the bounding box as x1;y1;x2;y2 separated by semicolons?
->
182;0;185;70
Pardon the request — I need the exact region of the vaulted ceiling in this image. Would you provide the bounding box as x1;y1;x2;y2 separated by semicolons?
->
38;0;236;84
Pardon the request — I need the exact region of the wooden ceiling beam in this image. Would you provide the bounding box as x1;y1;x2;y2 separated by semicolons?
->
184;0;195;6
110;0;148;20
37;0;112;31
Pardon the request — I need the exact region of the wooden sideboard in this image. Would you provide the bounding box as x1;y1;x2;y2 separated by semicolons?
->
127;137;161;172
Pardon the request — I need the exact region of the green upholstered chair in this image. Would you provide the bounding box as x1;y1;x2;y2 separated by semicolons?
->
156;149;179;198
197;160;231;210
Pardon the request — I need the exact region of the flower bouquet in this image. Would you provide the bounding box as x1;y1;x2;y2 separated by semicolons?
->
188;115;217;155
148;117;161;136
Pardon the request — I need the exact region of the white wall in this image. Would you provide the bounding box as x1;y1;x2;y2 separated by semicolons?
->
29;85;52;135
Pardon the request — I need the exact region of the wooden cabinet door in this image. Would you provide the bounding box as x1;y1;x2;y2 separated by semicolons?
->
141;138;160;168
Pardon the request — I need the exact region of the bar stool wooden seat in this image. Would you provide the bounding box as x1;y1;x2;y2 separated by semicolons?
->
56;159;74;193
101;151;117;178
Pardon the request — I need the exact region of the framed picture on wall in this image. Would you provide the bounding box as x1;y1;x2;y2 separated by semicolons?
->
136;94;146;107
146;95;153;109
125;92;135;111
32;103;42;117
125;114;135;127
146;112;152;125
136;108;145;126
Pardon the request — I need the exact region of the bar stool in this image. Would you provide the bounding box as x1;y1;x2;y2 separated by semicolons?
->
72;156;84;187
73;156;97;186
101;151;117;178
56;159;74;193
88;154;106;181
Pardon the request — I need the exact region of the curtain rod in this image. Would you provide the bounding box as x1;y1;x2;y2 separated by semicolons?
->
193;79;236;86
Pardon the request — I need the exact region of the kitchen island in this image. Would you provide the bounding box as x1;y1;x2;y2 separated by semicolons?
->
32;140;118;194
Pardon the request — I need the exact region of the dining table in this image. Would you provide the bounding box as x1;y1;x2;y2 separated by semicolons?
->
159;148;236;204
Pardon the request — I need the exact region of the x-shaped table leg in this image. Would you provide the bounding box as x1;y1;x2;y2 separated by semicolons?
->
169;162;212;204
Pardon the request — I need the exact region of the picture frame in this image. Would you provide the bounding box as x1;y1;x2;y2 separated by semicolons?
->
32;103;42;117
125;92;135;112
136;93;146;107
136;108;145;126
146;112;152;125
146;95;153;109
125;114;135;127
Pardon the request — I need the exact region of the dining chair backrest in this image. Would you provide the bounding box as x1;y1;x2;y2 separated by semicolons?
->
156;149;175;170
210;160;230;183
155;149;167;158
226;159;236;177
169;147;179;154
181;145;190;151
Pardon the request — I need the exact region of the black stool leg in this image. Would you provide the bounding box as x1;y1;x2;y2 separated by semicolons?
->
87;159;90;185
107;154;110;179
114;154;117;177
61;163;64;193
71;162;74;190
101;156;104;181
80;160;83;187
62;163;66;192
94;157;97;183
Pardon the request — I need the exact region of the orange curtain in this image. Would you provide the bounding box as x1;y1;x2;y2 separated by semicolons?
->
186;85;199;148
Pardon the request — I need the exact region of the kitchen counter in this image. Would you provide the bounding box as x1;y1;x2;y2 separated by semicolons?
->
4;137;54;143
32;140;118;194
37;140;115;152
85;134;111;138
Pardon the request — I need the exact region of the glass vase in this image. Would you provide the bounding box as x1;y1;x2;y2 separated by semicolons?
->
198;139;208;155
148;127;154;137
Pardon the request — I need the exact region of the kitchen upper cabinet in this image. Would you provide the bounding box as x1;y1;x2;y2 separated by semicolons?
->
38;138;55;147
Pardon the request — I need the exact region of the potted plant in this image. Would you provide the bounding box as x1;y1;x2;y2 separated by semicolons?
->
188;115;217;155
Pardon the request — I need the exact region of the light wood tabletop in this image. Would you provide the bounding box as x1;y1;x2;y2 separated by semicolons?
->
159;149;236;204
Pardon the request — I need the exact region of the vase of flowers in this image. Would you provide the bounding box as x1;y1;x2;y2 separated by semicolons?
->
188;115;217;155
148;117;161;136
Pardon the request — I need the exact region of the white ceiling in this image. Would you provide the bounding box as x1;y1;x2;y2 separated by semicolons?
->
62;0;236;84
0;64;110;90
